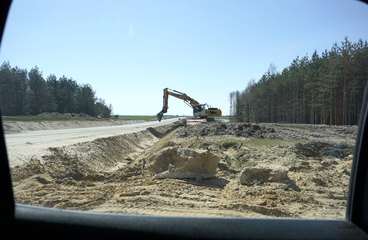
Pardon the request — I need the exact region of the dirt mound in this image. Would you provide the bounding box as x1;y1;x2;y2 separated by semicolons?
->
11;158;46;182
147;147;220;179
177;123;276;138
41;147;103;181
262;124;358;142
295;141;353;158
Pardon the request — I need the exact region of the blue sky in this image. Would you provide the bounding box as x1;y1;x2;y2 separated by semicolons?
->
1;0;368;116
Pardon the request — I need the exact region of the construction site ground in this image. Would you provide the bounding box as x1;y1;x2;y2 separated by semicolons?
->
9;120;357;219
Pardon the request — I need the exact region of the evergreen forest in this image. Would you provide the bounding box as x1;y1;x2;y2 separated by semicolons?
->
230;38;368;125
0;62;112;117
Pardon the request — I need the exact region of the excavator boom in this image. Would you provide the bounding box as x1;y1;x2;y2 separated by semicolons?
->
165;89;200;107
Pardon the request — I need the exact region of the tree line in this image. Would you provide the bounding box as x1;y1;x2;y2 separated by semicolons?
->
230;37;368;125
0;62;112;117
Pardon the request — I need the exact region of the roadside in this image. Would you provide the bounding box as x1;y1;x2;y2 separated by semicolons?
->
4;119;177;167
3;119;125;134
2;113;155;134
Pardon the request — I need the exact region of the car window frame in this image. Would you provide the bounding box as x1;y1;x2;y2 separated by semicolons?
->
348;77;368;231
1;0;368;239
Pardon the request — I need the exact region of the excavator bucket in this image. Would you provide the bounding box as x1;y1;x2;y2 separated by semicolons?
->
157;106;168;122
157;112;164;122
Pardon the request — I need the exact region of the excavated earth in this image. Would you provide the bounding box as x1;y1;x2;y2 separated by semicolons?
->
10;121;357;219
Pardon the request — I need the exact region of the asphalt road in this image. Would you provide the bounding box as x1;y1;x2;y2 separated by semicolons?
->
5;118;178;167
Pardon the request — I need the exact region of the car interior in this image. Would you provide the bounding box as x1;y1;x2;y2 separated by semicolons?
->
1;0;368;239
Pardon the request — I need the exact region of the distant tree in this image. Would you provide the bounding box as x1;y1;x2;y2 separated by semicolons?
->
229;91;237;121
94;98;112;118
0;62;14;115
235;91;244;122
76;84;96;116
27;67;55;114
55;76;78;113
45;74;57;112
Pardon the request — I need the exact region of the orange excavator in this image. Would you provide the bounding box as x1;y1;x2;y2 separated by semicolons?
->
156;88;222;122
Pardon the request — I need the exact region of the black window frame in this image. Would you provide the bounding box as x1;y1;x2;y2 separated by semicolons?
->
1;0;368;239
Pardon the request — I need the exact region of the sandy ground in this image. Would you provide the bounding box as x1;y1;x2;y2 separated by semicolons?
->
9;121;357;219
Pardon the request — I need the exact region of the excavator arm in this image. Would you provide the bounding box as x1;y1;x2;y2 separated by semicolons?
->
157;88;200;121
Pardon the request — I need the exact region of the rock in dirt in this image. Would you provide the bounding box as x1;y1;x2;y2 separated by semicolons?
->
240;166;290;186
295;141;353;158
147;147;220;180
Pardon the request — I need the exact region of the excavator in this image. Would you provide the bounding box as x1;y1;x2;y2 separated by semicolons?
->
156;88;222;122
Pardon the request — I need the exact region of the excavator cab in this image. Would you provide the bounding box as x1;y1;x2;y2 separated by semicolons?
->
193;104;207;118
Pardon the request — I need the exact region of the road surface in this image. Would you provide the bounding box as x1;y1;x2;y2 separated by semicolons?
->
5;118;178;167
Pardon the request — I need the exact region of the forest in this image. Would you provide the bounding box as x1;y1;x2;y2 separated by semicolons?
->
230;38;368;125
0;62;112;117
